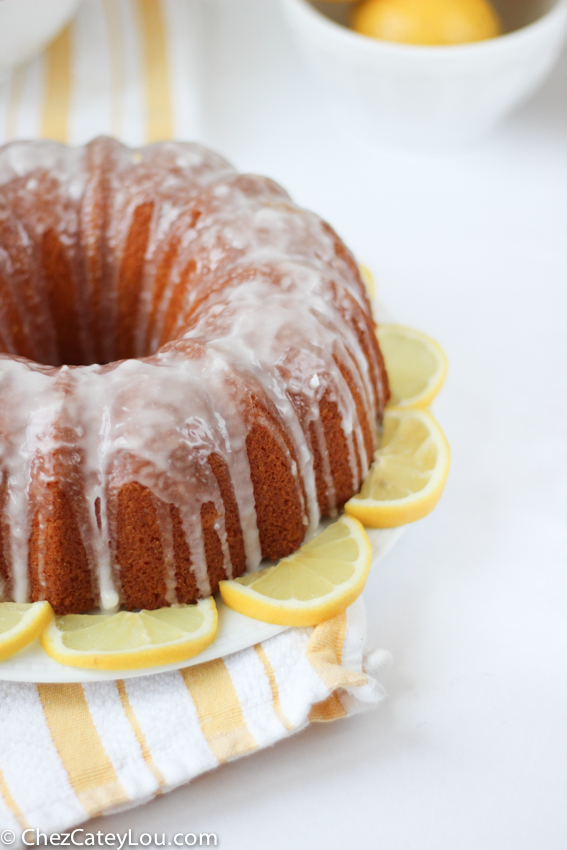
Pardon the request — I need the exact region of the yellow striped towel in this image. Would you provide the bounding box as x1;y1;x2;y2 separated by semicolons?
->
0;0;202;146
0;602;390;841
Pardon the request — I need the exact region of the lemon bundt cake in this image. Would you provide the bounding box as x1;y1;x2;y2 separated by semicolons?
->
0;136;389;615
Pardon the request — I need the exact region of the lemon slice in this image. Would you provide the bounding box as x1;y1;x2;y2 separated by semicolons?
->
359;264;375;298
219;515;371;627
0;601;54;662
345;408;450;527
40;598;218;670
377;324;447;409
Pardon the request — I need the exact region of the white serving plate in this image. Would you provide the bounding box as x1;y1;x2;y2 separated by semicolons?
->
0;527;402;683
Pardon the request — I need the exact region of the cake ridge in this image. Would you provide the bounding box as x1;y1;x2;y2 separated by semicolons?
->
0;136;389;614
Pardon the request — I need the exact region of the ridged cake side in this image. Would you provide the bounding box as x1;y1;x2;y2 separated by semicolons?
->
0;137;389;614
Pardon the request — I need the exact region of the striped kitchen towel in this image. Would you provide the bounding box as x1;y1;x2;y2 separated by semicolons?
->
0;0;203;146
0;602;390;842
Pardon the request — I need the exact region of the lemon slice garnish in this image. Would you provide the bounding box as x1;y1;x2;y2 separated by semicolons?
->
359;264;376;298
40;598;218;670
0;601;54;661
219;516;372;627
377;324;448;409
346;408;450;527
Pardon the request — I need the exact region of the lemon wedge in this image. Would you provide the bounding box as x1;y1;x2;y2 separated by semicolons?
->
40;598;218;670
377;324;448;409
359;264;376;298
219;516;371;627
352;0;501;46
345;408;450;527
0;601;54;662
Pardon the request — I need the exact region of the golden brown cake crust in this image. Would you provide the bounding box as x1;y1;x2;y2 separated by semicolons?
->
0;136;389;614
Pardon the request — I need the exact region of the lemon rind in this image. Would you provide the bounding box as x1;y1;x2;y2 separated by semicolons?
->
219;577;369;627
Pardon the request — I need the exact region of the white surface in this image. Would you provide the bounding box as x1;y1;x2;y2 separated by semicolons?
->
0;527;402;683
0;0;83;80
281;0;567;148
87;0;566;847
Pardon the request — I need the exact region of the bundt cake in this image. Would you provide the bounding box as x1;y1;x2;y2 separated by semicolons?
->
0;136;389;615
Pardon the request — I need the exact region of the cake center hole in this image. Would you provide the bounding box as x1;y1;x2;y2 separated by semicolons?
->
3;204;175;368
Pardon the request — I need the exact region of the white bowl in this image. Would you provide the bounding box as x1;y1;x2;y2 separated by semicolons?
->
280;0;567;147
0;0;83;82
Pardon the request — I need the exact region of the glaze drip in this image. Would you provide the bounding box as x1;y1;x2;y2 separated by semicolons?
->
0;137;388;613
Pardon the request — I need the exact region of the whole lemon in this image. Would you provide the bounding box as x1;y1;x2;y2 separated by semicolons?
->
352;0;502;46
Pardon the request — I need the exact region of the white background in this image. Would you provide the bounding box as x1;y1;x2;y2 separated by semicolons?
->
91;1;567;847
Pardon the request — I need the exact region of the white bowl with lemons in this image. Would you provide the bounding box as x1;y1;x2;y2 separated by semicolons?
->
280;0;567;147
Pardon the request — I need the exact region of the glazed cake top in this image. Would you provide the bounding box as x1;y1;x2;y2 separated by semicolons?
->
0;137;384;610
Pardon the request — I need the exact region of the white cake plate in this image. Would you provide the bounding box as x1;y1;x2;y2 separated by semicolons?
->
0;527;402;683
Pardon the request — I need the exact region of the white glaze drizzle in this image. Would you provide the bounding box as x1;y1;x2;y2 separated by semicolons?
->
0;137;385;610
